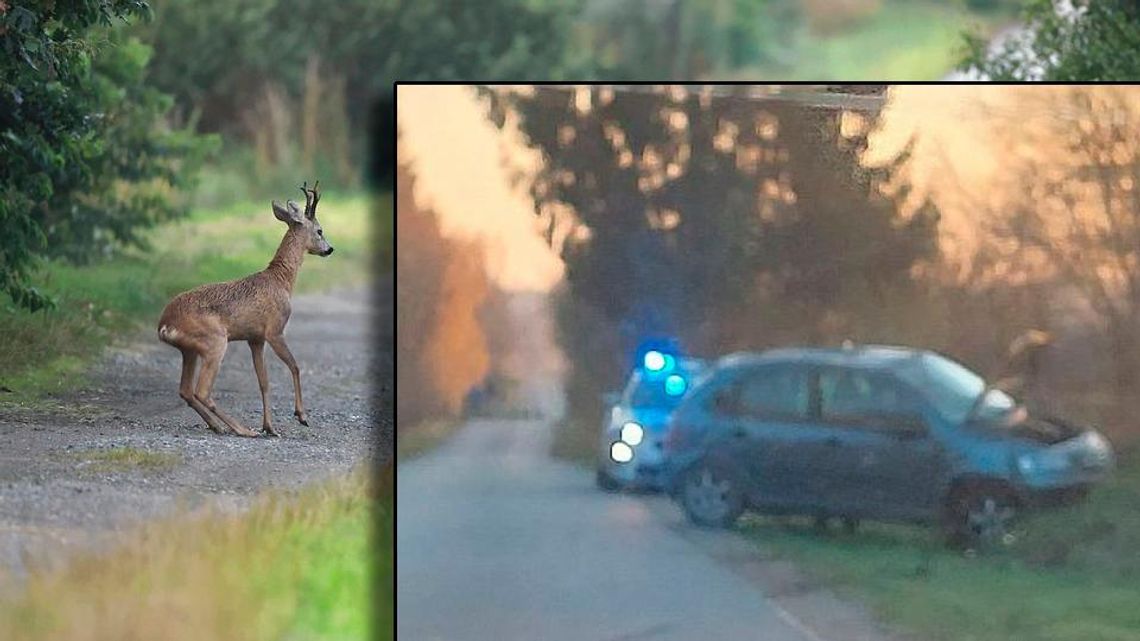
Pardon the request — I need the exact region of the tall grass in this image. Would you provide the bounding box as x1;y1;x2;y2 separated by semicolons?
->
0;468;389;641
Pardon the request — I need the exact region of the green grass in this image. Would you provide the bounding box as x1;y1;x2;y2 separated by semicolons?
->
0;193;389;403
738;449;1140;641
724;1;1006;81
70;446;182;473
0;469;388;641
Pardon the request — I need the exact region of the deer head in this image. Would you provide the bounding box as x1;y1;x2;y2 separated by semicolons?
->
271;180;334;256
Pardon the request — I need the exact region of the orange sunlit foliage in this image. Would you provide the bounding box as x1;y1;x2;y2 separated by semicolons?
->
423;238;491;414
395;146;491;425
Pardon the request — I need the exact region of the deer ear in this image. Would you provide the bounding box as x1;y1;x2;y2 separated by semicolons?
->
272;200;304;225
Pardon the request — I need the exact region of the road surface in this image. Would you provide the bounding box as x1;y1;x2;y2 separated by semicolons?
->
397;415;913;641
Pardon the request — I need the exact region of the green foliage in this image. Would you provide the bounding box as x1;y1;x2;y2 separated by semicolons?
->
1;2;214;311
577;0;795;78
961;0;1140;80
139;0;585;138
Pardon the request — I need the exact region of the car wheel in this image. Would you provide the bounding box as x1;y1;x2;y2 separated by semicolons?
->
596;468;622;492
946;486;1019;550
681;464;744;528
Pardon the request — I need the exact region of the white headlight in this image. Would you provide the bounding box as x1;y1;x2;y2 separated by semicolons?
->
610;441;634;463
620;421;644;446
1017;454;1035;475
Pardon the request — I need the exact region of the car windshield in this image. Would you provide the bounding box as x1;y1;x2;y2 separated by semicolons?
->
894;353;1016;424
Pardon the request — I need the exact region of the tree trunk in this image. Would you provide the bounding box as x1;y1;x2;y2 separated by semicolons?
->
302;55;321;173
326;73;356;186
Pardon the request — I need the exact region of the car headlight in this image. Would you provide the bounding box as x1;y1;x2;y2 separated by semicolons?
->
620;421;644;446
610;441;634;463
1016;454;1036;475
1018;449;1071;475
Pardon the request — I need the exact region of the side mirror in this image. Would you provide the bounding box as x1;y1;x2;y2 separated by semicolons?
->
602;392;620;407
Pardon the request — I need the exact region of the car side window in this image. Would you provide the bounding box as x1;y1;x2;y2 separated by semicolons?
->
818;368;924;429
714;367;810;420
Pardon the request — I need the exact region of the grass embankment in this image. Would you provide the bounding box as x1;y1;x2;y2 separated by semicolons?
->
0;468;391;641
0;193;390;403
723;1;1009;81
740;448;1140;641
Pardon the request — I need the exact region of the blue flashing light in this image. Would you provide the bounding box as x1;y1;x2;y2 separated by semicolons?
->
664;373;687;396
644;350;666;372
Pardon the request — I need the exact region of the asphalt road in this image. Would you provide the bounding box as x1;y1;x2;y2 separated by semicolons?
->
397;415;912;641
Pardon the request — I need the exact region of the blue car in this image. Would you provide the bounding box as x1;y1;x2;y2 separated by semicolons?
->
597;352;709;491
663;345;1114;546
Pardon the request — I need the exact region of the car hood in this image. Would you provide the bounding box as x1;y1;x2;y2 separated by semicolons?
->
972;413;1086;446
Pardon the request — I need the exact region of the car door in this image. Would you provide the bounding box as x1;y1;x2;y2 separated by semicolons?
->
712;365;822;510
816;367;949;520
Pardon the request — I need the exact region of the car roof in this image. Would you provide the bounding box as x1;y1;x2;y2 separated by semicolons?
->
715;344;926;373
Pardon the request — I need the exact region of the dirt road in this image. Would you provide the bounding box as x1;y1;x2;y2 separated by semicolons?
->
397;415;914;641
0;279;391;580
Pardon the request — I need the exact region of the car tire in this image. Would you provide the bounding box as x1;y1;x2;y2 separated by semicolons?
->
680;463;745;528
596;468;622;492
944;484;1019;550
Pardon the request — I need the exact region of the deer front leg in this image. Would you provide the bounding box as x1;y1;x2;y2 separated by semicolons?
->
249;340;279;436
268;335;308;426
196;340;259;438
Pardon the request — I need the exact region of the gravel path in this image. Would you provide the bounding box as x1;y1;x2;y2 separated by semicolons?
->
0;278;392;581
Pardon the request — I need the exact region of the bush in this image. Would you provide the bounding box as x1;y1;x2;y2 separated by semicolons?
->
1;4;214;310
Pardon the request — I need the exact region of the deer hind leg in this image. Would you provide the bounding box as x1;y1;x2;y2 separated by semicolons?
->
249;340;279;437
268;335;307;426
195;338;259;438
178;349;230;435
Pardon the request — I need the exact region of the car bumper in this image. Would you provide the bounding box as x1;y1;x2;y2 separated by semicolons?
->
1016;465;1111;508
600;437;669;490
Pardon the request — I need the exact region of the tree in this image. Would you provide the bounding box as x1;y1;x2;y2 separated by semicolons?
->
576;0;795;79
138;0;585;177
488;86;936;351
1;1;212;310
977;87;1140;391
395;147;491;426
961;0;1140;80
486;86;937;441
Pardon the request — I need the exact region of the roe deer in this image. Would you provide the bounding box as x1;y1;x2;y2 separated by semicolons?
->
157;182;333;437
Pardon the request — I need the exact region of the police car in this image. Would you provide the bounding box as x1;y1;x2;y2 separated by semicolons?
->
597;349;709;491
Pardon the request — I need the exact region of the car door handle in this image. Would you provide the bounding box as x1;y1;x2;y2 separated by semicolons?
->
733;427;747;438
825;436;840;447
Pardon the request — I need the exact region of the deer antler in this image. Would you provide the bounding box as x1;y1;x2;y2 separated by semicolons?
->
299;180;321;219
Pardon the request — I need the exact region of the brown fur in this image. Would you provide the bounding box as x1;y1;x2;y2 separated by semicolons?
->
158;186;333;437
